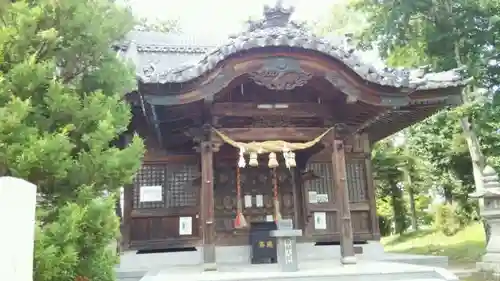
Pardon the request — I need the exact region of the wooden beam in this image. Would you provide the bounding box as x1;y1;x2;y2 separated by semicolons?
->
212;102;332;118
215;127;328;142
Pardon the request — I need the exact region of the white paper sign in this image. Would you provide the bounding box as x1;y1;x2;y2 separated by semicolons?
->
244;195;253;208
314;212;327;230
266;215;274;222
255;194;264;207
308;191;318;204
139;185;163;202
179;216;192;235
317;194;329;203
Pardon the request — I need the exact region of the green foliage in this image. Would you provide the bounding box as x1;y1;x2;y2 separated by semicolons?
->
135;17;180;33
377;197;394;236
34;187;120;281
433;203;463;236
0;0;146;280
344;0;500;234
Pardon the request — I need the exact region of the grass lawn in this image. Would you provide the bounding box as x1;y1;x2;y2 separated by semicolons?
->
381;222;486;266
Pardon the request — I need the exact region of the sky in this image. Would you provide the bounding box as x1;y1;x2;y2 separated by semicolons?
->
128;0;340;35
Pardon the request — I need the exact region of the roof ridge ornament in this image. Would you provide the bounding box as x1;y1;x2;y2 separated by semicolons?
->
244;0;306;33
263;0;294;28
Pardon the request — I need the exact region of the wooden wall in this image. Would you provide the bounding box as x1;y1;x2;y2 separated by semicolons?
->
127;154;202;250
123;134;379;250
300;133;377;242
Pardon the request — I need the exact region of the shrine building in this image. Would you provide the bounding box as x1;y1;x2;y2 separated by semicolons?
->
116;2;468;268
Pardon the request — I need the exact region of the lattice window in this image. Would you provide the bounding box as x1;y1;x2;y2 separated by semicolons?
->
165;164;199;208
305;162;334;202
133;164;166;209
346;158;367;202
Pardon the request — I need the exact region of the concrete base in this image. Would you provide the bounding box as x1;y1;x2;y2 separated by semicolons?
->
116;242;450;281
138;260;459;281
341;256;357;264
477;261;500;275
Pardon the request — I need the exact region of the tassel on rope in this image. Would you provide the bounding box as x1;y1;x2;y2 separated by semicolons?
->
268;152;279;168
272;167;282;222
249;152;258;167
234;160;247;229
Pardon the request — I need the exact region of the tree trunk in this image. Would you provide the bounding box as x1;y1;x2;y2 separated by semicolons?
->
454;44;489;242
403;169;419;231
390;179;407;234
408;186;419;231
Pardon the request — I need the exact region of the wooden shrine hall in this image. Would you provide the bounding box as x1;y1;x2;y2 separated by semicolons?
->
117;1;468;269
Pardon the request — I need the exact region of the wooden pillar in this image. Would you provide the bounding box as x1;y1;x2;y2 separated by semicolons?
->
332;137;356;264
200;140;217;271
121;134;134;251
122;183;133;251
362;133;380;240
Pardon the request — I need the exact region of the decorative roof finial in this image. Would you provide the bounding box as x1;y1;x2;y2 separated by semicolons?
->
262;0;294;28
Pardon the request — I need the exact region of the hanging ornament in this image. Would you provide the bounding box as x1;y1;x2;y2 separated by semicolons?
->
234;165;248;229
288;152;296;167
283;152;290;168
249;152;259;167
282;145;291;168
238;147;246;168
268;152;279;168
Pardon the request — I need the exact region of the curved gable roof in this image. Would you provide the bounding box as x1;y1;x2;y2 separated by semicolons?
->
118;2;469;91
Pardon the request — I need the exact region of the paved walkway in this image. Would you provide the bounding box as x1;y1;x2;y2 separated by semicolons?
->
448;265;477;278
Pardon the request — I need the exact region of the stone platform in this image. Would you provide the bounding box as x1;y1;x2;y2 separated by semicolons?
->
116;243;451;281
138;260;458;281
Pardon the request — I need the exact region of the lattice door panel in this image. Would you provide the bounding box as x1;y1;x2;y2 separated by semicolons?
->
304;162;335;205
346;157;368;202
133;163;200;209
133;164;166;209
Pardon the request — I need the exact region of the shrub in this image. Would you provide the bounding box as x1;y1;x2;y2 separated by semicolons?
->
433;203;463;236
378;215;392;236
34;188;120;281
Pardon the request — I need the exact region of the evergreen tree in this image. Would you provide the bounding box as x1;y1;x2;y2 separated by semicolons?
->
0;1;144;280
0;0;144;203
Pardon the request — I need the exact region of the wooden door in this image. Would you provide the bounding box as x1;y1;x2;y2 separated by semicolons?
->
302;161;339;239
128;161;201;250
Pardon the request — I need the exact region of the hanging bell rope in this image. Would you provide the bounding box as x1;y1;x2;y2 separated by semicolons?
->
272;167;282;222
212;127;333;153
234;163;248;229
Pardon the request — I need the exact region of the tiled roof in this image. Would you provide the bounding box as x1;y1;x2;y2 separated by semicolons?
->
117;2;470;90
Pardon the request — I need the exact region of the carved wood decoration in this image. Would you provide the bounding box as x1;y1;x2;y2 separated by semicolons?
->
248;57;312;91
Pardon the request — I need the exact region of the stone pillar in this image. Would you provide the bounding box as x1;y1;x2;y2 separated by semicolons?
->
470;166;500;276
271;219;303;272
0;177;37;281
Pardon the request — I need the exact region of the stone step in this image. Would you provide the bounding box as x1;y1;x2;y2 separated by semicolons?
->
117;270;146;281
